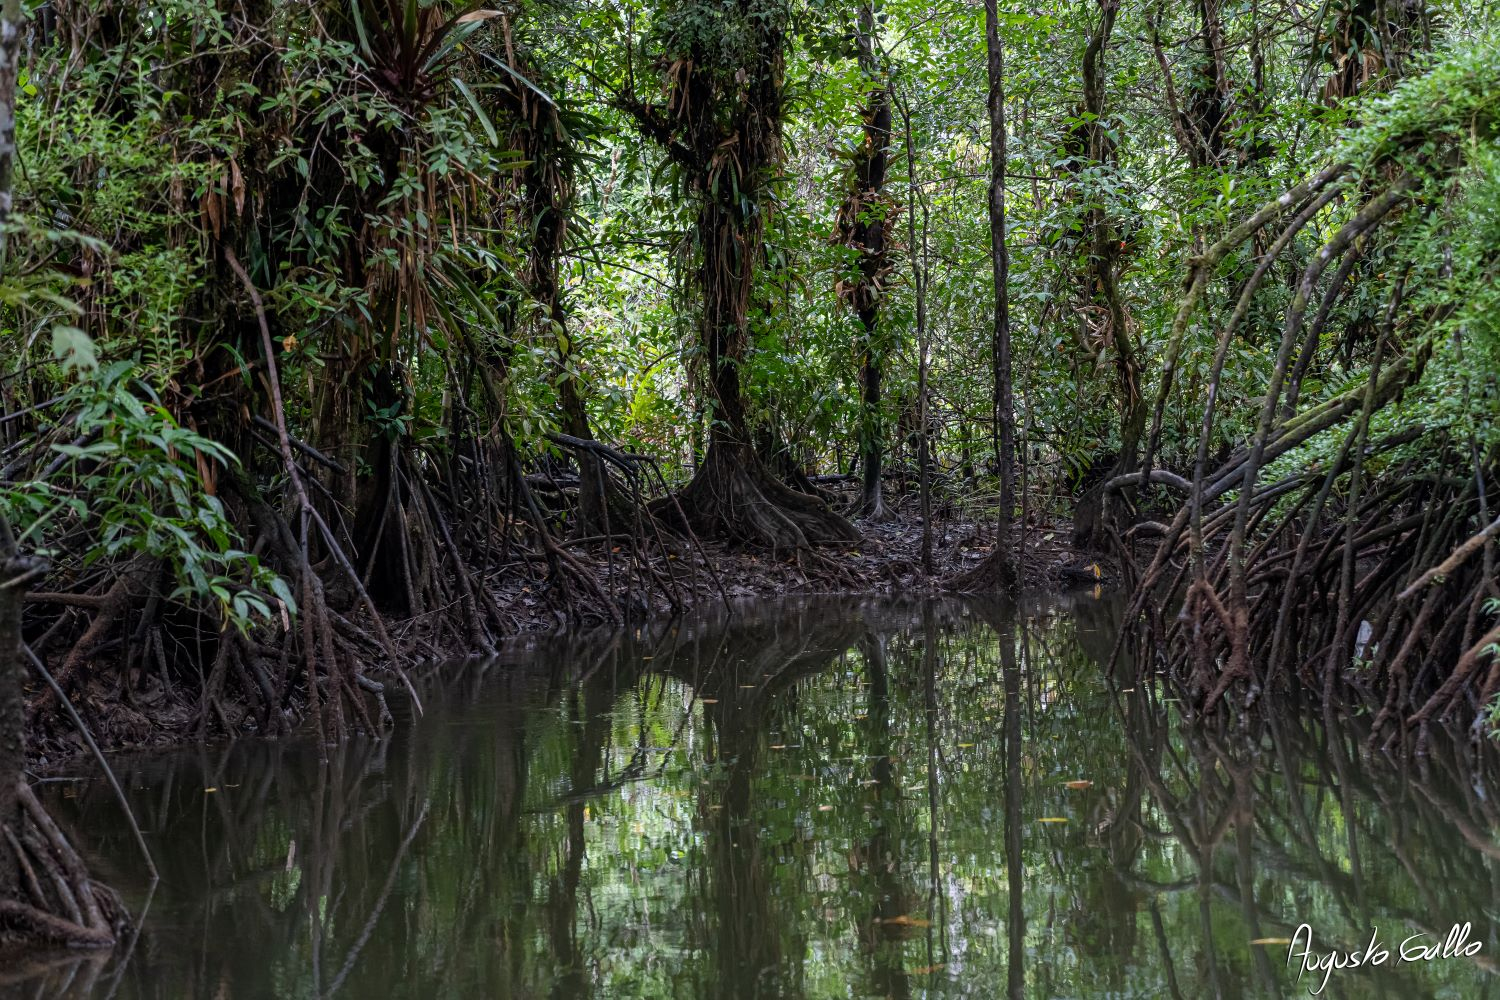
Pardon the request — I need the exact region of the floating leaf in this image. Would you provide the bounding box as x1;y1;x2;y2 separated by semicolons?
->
1251;937;1292;946
1036;816;1068;823
1064;780;1093;790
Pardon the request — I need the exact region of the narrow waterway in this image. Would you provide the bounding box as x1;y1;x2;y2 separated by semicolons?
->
14;595;1500;998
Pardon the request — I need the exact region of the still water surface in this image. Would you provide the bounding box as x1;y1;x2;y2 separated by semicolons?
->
15;595;1500;998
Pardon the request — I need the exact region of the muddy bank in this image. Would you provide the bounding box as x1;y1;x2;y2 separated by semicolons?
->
24;487;1095;767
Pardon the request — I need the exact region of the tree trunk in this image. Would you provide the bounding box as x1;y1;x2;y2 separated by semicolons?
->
900;92;935;574
949;0;1019;591
845;1;895;522
0;7;117;939
986;0;1016;554
1073;0;1142;550
674;199;857;549
633;0;857;550
0;0;28;900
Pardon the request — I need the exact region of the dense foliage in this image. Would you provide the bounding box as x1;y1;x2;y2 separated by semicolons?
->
0;0;1498;945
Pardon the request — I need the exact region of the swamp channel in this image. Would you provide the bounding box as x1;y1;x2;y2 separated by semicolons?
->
10;595;1500;999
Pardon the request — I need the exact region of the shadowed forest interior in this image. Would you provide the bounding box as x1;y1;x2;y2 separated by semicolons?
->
1;0;1499;983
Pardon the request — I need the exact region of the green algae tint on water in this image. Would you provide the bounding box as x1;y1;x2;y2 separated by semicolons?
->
19;597;1500;999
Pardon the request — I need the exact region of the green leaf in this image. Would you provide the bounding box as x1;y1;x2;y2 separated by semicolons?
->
453;77;498;148
52;326;98;373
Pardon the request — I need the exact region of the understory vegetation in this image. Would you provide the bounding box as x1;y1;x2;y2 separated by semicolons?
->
1;0;1498;948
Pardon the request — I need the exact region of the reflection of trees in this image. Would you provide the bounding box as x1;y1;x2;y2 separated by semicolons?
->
34;663;565;999
671;607;868;998
22;595;1500;999
1107;682;1500;998
850;629;912;999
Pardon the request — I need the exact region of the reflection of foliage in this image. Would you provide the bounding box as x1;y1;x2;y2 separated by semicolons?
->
35;598;1500;998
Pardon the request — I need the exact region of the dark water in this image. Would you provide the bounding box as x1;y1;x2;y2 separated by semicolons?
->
9;596;1500;999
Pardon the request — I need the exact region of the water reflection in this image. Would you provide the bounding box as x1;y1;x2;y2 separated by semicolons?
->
17;595;1500;998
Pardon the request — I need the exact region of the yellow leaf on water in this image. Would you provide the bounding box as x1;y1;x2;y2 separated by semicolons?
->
699;698;718;704
1036;817;1068;823
1064;780;1093;790
1251;938;1292;946
204;788;218;794
876;914;933;927
771;744;788;750
818;805;833;812
957;743;975;748
911;964;947;975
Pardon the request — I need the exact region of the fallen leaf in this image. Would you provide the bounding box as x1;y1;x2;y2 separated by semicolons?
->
911;964;947;975
957;742;975;748
1036;817;1068;823
699;698;718;704
876;914;933;927
818;805;833;812
1251;937;1292;946
1064;780;1093;790
204;787;219;794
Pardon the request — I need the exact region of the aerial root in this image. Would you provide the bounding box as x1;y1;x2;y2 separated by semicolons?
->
0;783;124;949
661;442;860;554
